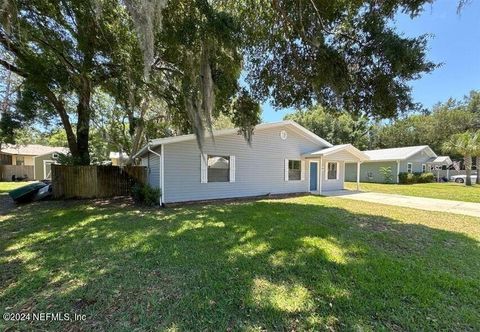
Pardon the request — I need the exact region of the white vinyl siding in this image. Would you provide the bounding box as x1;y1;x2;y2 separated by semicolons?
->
284;159;289;181
146;152;161;189
163;126;323;203
200;153;207;183
300;160;305;181
229;156;235;182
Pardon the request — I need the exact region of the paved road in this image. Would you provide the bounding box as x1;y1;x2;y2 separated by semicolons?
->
323;190;480;218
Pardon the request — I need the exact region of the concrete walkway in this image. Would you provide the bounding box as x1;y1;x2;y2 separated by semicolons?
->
323;190;480;218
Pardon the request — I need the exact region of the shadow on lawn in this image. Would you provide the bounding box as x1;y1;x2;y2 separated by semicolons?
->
1;198;479;331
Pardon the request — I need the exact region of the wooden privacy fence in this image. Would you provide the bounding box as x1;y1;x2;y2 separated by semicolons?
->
52;165;147;199
0;165;34;181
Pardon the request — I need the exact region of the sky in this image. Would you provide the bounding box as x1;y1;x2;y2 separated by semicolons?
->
261;0;480;122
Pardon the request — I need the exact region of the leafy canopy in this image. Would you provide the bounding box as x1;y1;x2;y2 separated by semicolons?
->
235;0;437;118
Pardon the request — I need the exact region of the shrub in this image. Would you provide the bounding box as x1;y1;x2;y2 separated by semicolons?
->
418;172;435;183
379;166;393;183
398;172;416;184
132;183;161;206
398;172;435;184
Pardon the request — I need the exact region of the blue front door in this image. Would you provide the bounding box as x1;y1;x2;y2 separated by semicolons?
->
310;162;318;191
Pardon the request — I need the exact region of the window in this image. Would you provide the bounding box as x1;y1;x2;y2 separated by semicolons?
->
16;156;25;166
422;164;426;173
327;162;338;180
0;154;12;165
367;171;374;180
207;155;230;182
288;160;301;181
407;163;413;173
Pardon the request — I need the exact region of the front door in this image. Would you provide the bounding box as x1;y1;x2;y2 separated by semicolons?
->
310;162;318;191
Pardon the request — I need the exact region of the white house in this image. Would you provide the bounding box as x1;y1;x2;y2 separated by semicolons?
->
134;121;369;204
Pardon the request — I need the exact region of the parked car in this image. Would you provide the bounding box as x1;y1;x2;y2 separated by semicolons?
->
450;174;478;183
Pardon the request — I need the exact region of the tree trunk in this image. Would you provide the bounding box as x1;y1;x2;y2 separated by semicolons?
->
45;89;78;158
75;77;91;165
128;122;145;165
465;155;472;186
476;156;480;185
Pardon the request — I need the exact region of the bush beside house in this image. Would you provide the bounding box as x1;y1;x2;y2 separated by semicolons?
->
398;172;435;184
132;184;161;206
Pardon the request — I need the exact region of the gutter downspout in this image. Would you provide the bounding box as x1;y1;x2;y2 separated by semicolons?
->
147;144;163;206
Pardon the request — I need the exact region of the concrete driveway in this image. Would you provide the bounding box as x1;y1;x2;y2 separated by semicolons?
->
323;190;480;218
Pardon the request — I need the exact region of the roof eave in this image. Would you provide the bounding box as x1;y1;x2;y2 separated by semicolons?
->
134;120;332;158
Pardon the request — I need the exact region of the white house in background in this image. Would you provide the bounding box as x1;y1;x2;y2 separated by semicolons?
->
109;151;129;166
345;145;452;183
134;120;369;205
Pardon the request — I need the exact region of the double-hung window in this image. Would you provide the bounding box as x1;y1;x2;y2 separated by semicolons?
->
288;160;301;181
407;163;413;173
207;155;230;182
326;162;338;180
16;156;25;166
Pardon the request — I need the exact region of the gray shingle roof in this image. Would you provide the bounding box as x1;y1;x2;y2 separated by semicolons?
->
0;144;69;156
363;145;436;161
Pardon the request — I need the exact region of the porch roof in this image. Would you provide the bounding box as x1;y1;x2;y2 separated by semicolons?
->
426;156;453;166
302;144;369;162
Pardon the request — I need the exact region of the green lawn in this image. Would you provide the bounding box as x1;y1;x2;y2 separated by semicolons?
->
1;197;479;331
0;181;35;194
345;181;480;203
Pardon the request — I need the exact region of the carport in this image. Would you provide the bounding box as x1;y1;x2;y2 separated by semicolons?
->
426;156;453;180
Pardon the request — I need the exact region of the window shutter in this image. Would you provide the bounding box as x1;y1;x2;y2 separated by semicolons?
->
301;160;305;181
200;153;207;183
285;159;289;181
229;155;235;182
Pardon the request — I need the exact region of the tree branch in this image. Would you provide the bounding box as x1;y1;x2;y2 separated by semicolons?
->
0;59;27;77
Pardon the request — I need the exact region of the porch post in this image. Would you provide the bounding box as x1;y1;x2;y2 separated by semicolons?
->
356;161;361;191
319;156;323;194
396;160;400;183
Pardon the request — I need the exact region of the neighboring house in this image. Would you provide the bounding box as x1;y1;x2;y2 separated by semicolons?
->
0;144;68;180
109;152;129;166
345;146;452;183
134;120;369;204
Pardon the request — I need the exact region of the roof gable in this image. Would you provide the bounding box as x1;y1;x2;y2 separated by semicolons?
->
303;144;369;161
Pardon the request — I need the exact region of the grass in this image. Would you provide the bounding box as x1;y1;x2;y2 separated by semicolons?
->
345;181;480;203
1;196;479;331
0;181;35;194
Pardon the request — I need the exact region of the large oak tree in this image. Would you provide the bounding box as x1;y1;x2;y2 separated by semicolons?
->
1;0;438;164
0;0;142;164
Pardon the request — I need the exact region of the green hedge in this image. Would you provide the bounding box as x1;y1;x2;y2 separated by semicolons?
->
132;183;161;206
398;172;435;184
